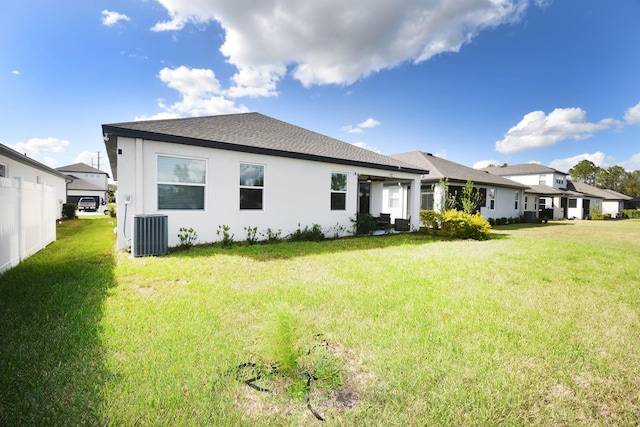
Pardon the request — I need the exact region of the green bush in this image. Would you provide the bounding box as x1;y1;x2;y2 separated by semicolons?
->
591;213;611;220
289;224;325;242
107;203;116;217
440;210;491;240
352;213;378;235
621;209;640;219
419;210;441;230
61;203;77;220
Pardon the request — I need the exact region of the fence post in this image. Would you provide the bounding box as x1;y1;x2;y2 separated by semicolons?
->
14;177;24;263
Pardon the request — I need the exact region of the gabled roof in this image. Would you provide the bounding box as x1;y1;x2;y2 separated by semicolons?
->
0;142;69;181
103;113;428;181
390;151;529;189
482;163;567;176
67;177;105;191
567;181;632;201
57;162;109;176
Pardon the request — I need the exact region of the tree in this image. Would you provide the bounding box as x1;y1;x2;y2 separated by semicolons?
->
569;160;599;185
622;170;640;197
596;165;626;192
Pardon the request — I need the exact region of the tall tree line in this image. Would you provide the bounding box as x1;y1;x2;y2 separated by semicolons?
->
569;160;640;197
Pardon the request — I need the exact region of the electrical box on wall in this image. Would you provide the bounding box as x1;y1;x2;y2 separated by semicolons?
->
124;194;132;204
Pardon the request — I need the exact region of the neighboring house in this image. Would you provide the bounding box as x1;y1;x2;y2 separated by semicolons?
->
482;164;603;220
56;163;110;207
566;181;632;218
390;151;530;220
1;142;68;273
102;113;428;251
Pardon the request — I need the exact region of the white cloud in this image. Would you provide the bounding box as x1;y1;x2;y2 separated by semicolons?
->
102;10;131;26
472;159;500;169
11;70;20;75
549;151;616;174
149;0;538;95
353;142;382;154
624;101;640;125
495;108;622;154
358;118;381;129
621;153;640;171
140;66;249;119
4;137;71;166
343;117;381;134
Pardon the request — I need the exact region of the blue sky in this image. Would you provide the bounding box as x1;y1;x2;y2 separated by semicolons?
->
2;0;639;180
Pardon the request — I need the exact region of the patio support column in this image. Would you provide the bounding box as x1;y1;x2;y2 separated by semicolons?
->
410;176;421;231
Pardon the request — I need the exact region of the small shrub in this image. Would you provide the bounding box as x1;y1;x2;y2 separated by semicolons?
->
61;203;77;220
419;210;442;231
488;217;496;226
261;228;283;243
591;213;611;220
289;223;325;242
178;227;198;248
331;222;349;239
440;210;491;240
352;213;377;235
107;203;116;217
621;209;640;219
216;225;234;247
244;226;258;245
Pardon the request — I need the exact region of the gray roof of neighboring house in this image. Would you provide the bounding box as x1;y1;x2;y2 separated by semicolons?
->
482;163;567;176
525;184;584;197
67;177;105;191
567;181;632;200
103;113;428;181
390;151;529;189
57;162;109;177
0;142;69;180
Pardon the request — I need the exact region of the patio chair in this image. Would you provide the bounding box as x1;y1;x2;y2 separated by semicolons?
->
377;213;391;229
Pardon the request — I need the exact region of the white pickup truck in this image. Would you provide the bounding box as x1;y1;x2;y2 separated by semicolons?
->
78;197;97;212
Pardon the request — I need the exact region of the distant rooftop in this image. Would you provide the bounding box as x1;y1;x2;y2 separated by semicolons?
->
482;163;567;176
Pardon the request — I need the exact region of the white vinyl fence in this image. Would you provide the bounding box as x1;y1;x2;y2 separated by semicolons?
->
1;177;58;274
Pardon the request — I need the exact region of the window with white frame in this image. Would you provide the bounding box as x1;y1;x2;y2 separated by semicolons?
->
388;186;400;209
489;188;496;210
157;155;206;210
331;172;347;210
240;163;264;210
539;175;547;185
514;191;519;210
0;163;6;178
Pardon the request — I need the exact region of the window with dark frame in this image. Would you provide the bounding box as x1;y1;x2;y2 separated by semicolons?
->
0;163;6;178
569;198;577;208
157;155;206;210
331;172;347;210
239;163;264;210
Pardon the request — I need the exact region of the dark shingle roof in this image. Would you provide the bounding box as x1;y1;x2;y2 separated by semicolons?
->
567;181;632;200
482;163;567;176
67;178;104;191
390;151;529;189
103;113;427;181
57;162;109;176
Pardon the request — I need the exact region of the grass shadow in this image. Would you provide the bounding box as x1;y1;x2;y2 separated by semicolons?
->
0;217;116;425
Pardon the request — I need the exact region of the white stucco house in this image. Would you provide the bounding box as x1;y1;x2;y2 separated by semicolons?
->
1;142;69;273
482;164;604;220
56;163;110;207
390;151;531;220
102;113;428;251
566;181;631;218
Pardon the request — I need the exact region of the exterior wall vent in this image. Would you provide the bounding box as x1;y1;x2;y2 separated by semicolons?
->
133;214;168;257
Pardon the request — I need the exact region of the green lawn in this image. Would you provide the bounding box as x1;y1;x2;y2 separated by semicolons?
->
1;217;639;425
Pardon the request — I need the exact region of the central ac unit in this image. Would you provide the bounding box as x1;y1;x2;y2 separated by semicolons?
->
133;214;168;257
